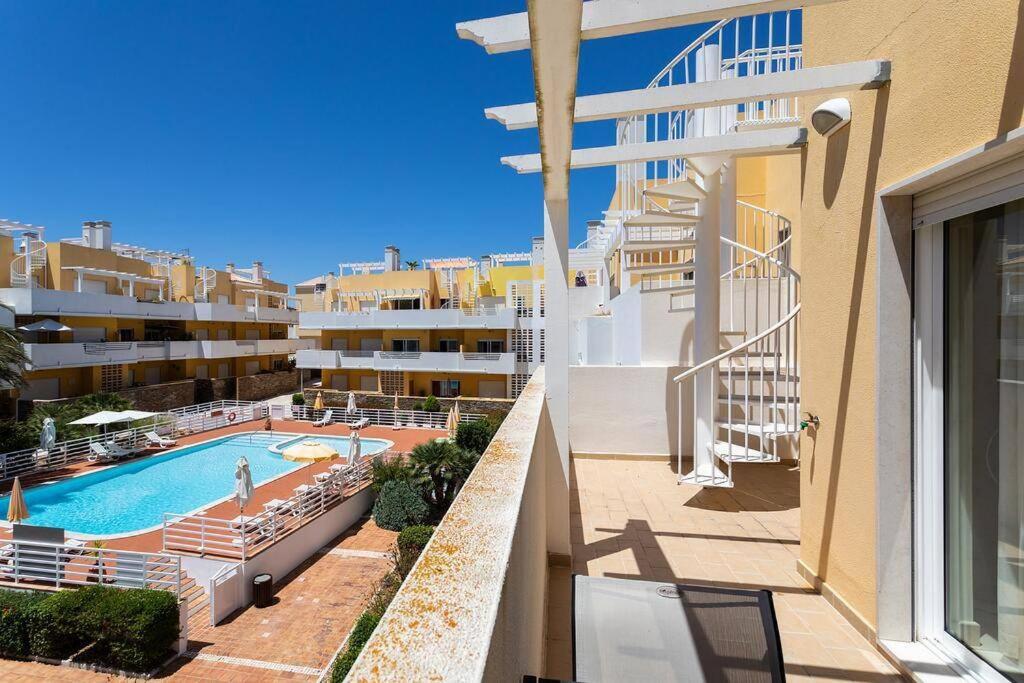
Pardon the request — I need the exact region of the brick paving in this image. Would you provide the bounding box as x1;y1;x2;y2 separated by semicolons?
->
550;457;904;682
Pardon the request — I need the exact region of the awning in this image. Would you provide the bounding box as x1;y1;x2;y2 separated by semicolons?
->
18;319;73;333
68;410;160;426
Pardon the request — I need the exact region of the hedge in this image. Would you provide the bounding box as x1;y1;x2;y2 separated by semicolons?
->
330;612;381;682
454;418;499;455
0;586;179;673
396;525;435;577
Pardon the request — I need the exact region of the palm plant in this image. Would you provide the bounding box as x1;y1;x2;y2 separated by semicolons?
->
408;440;479;512
405;260;419;271
0;323;29;389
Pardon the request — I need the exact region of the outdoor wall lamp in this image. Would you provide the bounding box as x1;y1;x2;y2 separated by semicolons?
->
811;98;851;137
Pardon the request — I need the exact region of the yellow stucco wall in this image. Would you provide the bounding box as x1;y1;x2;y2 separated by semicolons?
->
799;0;1024;628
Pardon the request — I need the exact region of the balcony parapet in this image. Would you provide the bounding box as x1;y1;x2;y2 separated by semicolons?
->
347;368;550;680
24;339;312;369
296;349;516;374
299;306;516;330
0;288;298;324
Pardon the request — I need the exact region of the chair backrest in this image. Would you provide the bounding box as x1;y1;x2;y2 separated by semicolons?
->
145;431;160;440
90;442;108;455
323;410;333;420
12;523;65;544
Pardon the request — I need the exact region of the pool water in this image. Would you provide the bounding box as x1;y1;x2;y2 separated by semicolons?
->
0;432;389;536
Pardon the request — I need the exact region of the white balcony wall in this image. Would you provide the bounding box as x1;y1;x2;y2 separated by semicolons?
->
296;349;515;374
0;288;298;324
299;307;516;330
24;339;312;369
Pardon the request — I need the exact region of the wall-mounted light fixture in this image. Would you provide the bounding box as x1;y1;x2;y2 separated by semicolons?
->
811;98;852;137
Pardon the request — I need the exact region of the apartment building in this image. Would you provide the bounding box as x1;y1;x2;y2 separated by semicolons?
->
0;219;309;401
296;242;546;399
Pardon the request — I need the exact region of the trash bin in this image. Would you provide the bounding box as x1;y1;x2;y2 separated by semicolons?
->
253;573;273;608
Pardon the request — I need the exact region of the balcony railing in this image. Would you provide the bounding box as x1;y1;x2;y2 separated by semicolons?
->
0;287;299;324
24;339;313;369
345;368;553;680
296;349;516;374
299;305;517;330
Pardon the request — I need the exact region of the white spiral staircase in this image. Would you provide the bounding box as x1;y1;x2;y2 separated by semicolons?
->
10;229;47;288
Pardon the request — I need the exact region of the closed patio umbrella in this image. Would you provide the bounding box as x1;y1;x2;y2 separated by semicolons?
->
445;407;457;440
452;398;461;428
393;393;400;430
40;417;56;452
313;392;324;411
6;477;29;524
348;431;361;465
346;391;357;415
235;457;254;514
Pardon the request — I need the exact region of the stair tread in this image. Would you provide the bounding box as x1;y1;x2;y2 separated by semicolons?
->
712;440;780;463
718;394;800;403
716;421;800;435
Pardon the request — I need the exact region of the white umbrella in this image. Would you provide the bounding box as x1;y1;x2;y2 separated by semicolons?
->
235;456;254;514
40;417;56;451
68;410;158;426
18;319;73;333
348;431;361;465
346;391;357;415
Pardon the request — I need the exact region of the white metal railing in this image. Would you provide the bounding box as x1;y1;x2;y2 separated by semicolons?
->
674;228;800;488
288;404;484;430
613;9;803;224
162;454;378;560
10;230;47;288
639;269;695;292
208;562;240;626
0;400;268;481
624;225;695;244
625;250;695;271
0;539;182;596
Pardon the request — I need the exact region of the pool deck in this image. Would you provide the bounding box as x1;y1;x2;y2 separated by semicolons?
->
0;419;444;554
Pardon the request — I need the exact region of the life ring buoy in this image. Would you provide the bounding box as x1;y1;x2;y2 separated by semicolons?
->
228;412;237;423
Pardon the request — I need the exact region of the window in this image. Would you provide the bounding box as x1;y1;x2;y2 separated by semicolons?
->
476;339;505;354
438;338;459;353
431;380;460;398
942;198;1024;679
392;298;421;310
391;339;420;353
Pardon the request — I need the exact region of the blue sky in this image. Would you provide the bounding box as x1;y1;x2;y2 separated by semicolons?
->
0;2;710;285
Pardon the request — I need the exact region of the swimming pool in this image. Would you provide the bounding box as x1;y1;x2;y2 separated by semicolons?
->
0;432;392;537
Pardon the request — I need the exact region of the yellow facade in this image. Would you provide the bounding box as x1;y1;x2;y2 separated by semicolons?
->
799;0;1024;630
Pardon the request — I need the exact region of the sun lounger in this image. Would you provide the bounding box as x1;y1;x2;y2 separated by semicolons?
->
348;417;369;429
103;441;135;458
88;442;118;462
145;431;177;448
312;410;334;427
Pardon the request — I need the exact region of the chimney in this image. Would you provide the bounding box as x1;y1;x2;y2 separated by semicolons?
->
531;236;544;266
479;254;492;280
384;245;400;272
82;220;112;250
225;262;235;274
252;260;264;283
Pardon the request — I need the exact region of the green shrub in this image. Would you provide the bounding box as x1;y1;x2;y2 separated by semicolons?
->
29;588;92;660
292;393;305;406
330;611;381;682
421;395;441;413
409;440;479;512
0;420;37;454
396;525;434;577
372;480;429;531
0;590;47;657
370;456;415;493
454;418;499;455
78;587;179;672
0;586;178;673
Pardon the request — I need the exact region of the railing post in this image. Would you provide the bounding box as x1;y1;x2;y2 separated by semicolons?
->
175;556;181;598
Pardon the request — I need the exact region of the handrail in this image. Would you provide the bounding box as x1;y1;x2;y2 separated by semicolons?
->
720;235;799;282
674;302;801;383
646;19;730;88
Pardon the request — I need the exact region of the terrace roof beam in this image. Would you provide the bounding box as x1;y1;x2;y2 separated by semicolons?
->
501;126;807;174
457;0;845;54
486;60;891;130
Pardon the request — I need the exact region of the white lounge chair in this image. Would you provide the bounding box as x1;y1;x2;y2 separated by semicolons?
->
145;431;177;448
103;441;134;458
348;417;369;430
88;442;117;462
312;410;333;427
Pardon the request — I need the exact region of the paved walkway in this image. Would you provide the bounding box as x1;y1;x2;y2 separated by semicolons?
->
547;457;903;682
0;518;396;681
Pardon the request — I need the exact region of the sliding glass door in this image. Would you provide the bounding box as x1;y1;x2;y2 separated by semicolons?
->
943;198;1024;680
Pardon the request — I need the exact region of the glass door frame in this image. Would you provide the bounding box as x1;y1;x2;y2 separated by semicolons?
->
914;215;1021;682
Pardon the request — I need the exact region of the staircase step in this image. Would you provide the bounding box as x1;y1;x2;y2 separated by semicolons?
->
712;440;779;463
718;394;799;403
623;211;700;227
716;421;800;436
643;178;707;201
678;461;733;488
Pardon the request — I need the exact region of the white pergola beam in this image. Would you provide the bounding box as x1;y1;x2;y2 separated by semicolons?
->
457;0;845;54
487;60;891;130
502;126;806;174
